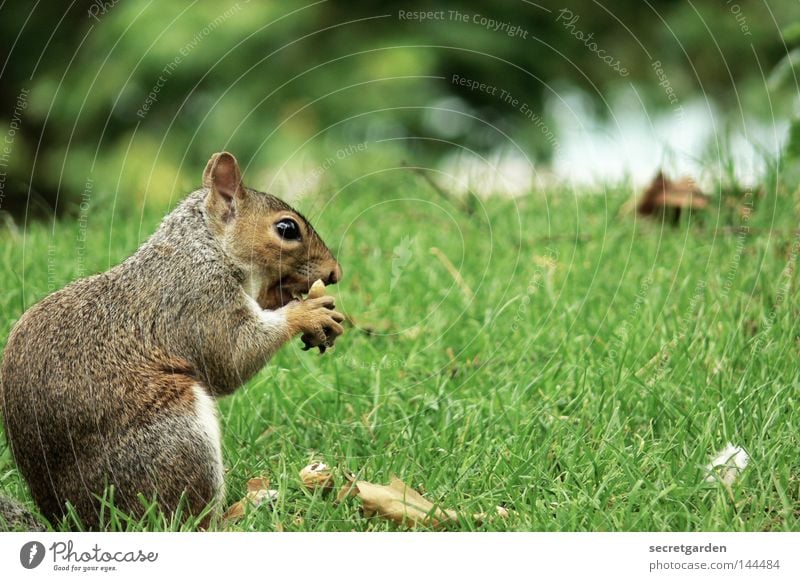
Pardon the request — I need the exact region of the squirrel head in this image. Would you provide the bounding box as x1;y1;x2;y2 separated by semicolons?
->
202;152;342;309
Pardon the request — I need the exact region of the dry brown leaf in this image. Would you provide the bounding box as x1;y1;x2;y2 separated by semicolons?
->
246;476;270;493
637;171;709;217
334;470;359;503
340;473;510;528
222;501;246;522
336;481;359;503
222;476;278;523
353;476;459;528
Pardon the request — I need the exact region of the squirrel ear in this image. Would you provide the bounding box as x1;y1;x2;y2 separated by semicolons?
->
203;152;244;202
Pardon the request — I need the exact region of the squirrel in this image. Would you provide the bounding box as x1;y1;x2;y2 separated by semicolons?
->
0;152;345;530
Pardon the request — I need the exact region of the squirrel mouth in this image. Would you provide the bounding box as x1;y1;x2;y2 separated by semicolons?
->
257;279;311;310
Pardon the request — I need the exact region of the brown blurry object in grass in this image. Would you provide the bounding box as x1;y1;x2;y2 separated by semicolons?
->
637;171;709;225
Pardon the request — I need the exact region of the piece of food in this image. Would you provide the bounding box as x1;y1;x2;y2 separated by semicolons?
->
222;476;278;523
307;278;326;299
299;462;334;492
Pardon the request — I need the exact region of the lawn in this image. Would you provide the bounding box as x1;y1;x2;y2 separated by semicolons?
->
1;172;799;531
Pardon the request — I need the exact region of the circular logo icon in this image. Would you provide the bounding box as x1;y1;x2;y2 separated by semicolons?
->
20;541;45;569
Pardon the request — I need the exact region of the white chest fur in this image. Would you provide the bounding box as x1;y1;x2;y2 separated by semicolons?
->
192;384;224;493
243;270;263;303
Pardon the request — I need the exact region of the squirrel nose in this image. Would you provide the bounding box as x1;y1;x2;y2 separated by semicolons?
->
326;264;342;285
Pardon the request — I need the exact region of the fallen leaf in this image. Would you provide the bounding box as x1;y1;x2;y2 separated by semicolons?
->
246;476;270;494
356;477;458;528
336;481;360;503
222;501;246;522
637;171;709;218
223;476;278;523
334;470;359;503
338;470;510;527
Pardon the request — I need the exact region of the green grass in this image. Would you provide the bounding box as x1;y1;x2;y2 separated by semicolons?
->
1;172;799;531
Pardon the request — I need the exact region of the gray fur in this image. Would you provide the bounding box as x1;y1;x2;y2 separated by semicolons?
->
0;186;337;529
0;496;45;531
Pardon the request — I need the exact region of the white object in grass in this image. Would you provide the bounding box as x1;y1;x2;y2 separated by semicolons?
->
705;443;749;485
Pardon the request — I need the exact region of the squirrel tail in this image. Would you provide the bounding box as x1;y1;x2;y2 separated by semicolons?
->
0;495;46;531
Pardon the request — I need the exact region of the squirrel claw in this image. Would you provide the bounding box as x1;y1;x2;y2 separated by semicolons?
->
301;339;332;353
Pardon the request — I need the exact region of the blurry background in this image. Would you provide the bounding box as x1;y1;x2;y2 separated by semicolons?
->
2;1;800;533
0;0;798;216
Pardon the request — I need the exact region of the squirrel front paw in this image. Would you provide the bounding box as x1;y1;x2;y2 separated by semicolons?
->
285;296;345;353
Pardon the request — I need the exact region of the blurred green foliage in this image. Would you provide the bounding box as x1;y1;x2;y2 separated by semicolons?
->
0;0;797;215
773;17;800;185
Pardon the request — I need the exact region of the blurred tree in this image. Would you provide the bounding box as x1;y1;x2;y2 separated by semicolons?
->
0;0;796;216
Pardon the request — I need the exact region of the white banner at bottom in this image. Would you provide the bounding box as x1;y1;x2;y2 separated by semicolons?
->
1;532;797;580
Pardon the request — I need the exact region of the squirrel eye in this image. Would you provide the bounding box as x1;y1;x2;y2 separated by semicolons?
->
275;218;301;241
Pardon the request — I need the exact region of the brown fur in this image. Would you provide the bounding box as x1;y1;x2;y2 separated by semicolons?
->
0;152;344;529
